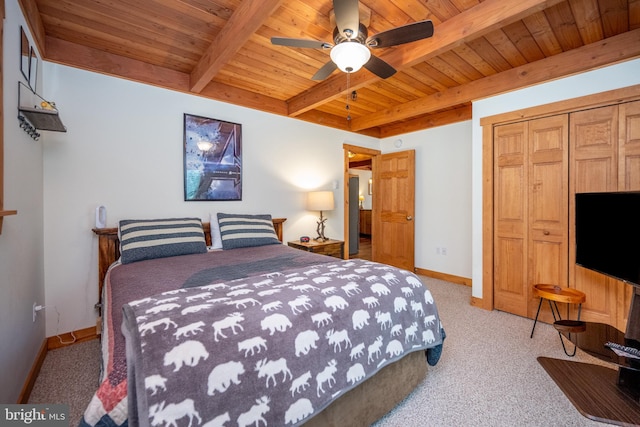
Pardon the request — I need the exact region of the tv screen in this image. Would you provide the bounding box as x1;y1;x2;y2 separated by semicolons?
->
575;191;640;286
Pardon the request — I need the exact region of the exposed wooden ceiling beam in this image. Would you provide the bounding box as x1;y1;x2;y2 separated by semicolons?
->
45;37;190;92
44;37;288;117
17;0;47;56
199;81;288;116
42;33;463;135
379;105;472;138
294;109;380;137
350;28;640;131
190;0;284;93
286;0;566;117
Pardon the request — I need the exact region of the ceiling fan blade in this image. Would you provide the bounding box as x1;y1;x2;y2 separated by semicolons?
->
367;20;434;48
312;61;338;81
364;55;396;79
271;37;331;49
333;0;360;39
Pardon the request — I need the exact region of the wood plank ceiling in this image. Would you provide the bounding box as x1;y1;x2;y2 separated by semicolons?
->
19;0;640;137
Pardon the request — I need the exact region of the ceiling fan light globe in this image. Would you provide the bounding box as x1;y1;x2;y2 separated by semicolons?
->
330;42;371;73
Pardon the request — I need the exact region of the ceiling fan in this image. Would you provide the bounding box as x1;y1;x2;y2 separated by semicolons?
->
271;0;434;81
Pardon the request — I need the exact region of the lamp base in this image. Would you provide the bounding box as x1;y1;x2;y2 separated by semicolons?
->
315;211;329;242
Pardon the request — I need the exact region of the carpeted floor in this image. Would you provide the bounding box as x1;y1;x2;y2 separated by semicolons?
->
28;338;101;427
372;278;609;427
29;277;611;426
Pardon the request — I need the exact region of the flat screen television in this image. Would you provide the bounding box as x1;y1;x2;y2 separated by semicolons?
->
575;191;640;287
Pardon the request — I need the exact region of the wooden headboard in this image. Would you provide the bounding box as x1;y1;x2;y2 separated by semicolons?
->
91;218;286;312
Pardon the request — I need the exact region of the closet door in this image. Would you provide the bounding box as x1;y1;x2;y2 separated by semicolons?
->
494;115;568;319
569;105;618;325
618;100;640;328
494;122;528;317
527;115;569;319
488;90;640;328
619;100;640;189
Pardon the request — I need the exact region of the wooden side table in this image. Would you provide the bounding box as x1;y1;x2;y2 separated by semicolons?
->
530;284;586;356
287;239;344;259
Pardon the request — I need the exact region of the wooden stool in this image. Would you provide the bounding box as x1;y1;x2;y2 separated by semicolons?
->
530;284;586;357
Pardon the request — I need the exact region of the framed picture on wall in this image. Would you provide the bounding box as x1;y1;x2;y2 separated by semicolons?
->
29;47;38;90
183;113;242;201
20;27;30;84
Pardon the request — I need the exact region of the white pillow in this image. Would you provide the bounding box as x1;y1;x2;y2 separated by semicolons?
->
209;213;223;249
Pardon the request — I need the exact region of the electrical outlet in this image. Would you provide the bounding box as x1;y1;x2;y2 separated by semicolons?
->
442;247;447;255
436;247;441;255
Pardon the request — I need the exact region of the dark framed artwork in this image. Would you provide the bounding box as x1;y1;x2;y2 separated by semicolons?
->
29;47;38;90
183;113;242;201
20;27;30;84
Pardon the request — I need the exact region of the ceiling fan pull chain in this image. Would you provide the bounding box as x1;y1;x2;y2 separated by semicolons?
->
346;72;352;122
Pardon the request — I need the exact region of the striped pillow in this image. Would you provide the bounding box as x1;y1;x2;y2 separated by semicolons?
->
119;218;207;264
217;213;281;250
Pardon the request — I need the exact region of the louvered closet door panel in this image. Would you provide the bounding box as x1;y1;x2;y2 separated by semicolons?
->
527;115;569;320
494;122;528;317
618;100;640;329
570;105;618;325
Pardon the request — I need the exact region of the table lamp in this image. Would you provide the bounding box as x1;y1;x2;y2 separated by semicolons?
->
307;190;335;242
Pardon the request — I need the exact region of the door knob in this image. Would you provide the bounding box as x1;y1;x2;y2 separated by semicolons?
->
406;216;413;221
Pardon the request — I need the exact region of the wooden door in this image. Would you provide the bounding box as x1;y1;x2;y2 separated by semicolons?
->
372;150;415;271
493;115;568;319
618;100;640;328
619;100;640;190
493;122;528;317
527;115;569;320
569;105;619;325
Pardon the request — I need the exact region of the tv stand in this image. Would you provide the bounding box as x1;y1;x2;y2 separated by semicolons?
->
538;287;640;426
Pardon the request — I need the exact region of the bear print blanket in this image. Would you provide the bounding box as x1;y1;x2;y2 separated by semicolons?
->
121;259;444;427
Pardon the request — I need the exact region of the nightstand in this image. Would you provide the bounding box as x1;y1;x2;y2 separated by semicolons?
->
288;239;344;259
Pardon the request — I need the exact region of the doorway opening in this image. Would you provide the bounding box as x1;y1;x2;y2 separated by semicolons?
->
343;145;379;261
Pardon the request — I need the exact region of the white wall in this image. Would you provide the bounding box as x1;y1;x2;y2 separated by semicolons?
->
381;124;472;280
0;0;46;402
41;64;379;335
471;58;640;300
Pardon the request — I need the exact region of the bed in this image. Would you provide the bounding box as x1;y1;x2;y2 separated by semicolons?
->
81;215;444;427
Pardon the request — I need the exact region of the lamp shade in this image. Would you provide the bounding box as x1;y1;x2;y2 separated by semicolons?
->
307;191;335;211
330;42;371;73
